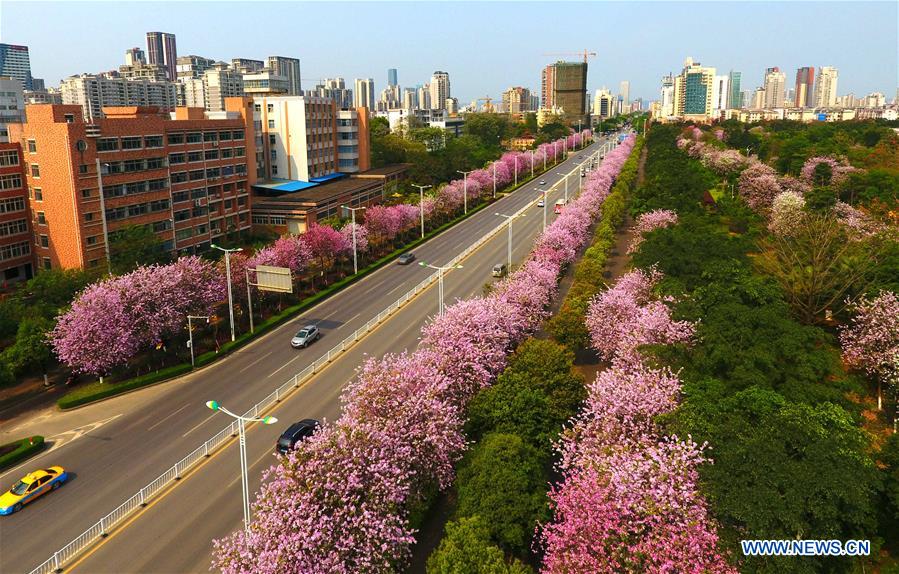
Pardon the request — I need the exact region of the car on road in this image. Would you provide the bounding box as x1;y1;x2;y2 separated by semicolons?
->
537;198;545;208
492;263;508;278
0;466;68;515
397;252;416;265
291;325;320;349
276;419;321;454
539;180;546;186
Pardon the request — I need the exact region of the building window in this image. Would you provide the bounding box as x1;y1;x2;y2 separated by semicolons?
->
234;147;245;157
175;228;193;241
268;119;275;129
82;189;91;198
186;132;202;144
268;134;276;145
97;137;119;152
187;151;203;163
42;257;51;270
172;190;189;203
189;169;205;181
123;159;144;173
203;132;217;142
272;165;278;175
270;216;285;225
79;164;89;174
86;236;98;246
30;164;40;178
64;113;75;123
36;212;46;225
267;104;273;113
232;130;244;140
33;188;42;201
27;140;36;153
144;135;163;148
39;235;49;248
204;149;219;160
0;174;22;190
253;104;261;112
219;131;232;141
252;214;269;225
0;241;30;262
121;136;143;150
171;171;189;184
146;157;166;170
0;219;28;236
88;259;100;268
168;133;185;145
0;150;19;166
221;148;233;159
85;212;94;222
174;209;191;222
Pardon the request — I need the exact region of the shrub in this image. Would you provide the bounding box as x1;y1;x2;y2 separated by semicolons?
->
426;516;533;574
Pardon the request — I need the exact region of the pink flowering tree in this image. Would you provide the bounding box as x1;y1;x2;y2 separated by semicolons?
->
738;162;782;212
339;222;369;257
768;191;806;237
800;156;856;187
832;201;884;240
301;223;349;281
627;209;678;254
840;290;899;410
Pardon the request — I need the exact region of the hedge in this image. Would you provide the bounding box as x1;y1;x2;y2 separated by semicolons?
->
0;436;45;471
547;135;644;352
55;152;580;411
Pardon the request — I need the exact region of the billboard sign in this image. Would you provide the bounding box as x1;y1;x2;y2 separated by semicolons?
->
254;265;293;293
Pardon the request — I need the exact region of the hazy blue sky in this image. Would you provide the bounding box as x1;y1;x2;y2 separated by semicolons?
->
3;1;896;103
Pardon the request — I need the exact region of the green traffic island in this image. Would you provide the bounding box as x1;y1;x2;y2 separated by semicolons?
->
55;150;593;412
0;436;45;472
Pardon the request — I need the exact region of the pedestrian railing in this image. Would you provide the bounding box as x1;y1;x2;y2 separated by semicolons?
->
28;143;605;574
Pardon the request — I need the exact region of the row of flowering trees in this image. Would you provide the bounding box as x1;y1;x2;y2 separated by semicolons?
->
538;265;735;573
211;135;636;573
49;133;591;379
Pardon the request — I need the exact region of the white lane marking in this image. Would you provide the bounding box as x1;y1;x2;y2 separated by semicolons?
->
238;350;274;373
227;448;277;489
146;404;190;432
268;354;304;379
0;414;124;480
181;412;217;438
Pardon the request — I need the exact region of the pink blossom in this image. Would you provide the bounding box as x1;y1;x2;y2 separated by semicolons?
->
840;290;899;387
768;191;806;236
627;209;678;254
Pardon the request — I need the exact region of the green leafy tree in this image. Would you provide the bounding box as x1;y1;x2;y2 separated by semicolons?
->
426;516;533;574
2;316;54;377
109;224;171;274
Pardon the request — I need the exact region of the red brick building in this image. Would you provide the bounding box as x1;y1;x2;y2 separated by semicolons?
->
0;141;33;285
8;98;256;270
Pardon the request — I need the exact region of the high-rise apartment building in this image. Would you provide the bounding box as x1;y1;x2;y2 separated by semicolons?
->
549;62;588;123
146;32;177;81
541;65;555;109
673;58;716;120
267;56;301;95
659;74;675;117
387;69;398;87
417;85;431;111
309;78;353;109
379;84;402;110
711;74;729;117
0;44;32;90
794;66;815;108
402;88;417;111
354;78;375;110
8;100;256;269
593;88;615;119
727;71;742;109
429;71;450;111
242;69;290;96
231;59;264;73
865;92;886;108
176;55;215;81
118;60;169;82
763;67;786;108
619;80;630;105
125;47;146;66
751;87;766;110
0;77;25;142
60;74;180;120
336;108;370;173
814;66;838;108
204;63;245;111
502;87;532;113
0;142;33;284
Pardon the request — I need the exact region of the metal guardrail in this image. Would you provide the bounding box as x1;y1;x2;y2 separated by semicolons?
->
27;139;610;574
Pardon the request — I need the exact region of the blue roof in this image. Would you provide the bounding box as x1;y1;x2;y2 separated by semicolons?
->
253;179;319;193
309;172;345;183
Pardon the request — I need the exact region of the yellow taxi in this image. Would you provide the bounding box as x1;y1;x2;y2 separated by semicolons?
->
0;466;68;515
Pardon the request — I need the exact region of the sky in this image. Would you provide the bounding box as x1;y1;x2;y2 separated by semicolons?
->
2;1;896;104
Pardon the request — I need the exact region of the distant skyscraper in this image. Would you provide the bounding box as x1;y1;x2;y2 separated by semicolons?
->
0;43;32;90
763;67;786;108
502;86;531;113
673;57;716;119
711;74;729;116
387;68;398;87
417;84;431;110
354;78;374;109
125;47;146;66
727;71;742;109
430;71;450;111
267;56;302;95
146;32;177;81
231;58;264;73
619;80;630;105
814;66;838;107
593;88;615;119
659;74;675;117
794;66;815;108
176;55;215;81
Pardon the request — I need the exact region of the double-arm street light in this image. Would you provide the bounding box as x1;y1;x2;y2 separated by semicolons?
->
341;205;367;273
409;185;431;238
205;401;277;534
495;212;524;269
187;315;209;367
419;260;463;316
457;170;472;214
211;244;243;342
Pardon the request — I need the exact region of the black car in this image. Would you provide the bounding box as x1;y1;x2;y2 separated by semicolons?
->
397;252;416;265
276;419;321;454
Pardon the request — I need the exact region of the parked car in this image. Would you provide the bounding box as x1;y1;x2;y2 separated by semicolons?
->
291;325;320;348
0;466;68;515
492;263;508;278
276;419;321;454
397;252;416;265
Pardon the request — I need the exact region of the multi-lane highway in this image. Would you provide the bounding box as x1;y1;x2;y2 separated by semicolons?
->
0;136;615;574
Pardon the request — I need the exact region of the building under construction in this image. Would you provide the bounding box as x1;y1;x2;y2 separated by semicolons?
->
541;61;589;125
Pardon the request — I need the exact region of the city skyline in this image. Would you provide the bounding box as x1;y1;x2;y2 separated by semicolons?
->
2;1;895;104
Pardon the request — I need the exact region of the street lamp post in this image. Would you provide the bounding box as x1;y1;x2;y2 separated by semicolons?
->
205;401;277;534
94;159;112;269
341;205;367;273
211;244;243;342
537;189;548;231
419;260;462;316
495;212;523;269
528;150;535;178
410;185;431;238
457;170;472;214
492;162;497;199
187;315;209;367
542;149;547;171
557;172;569;201
513;156;518;187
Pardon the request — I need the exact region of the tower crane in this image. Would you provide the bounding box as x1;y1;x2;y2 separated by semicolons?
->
542;50;597;63
476;95;495;113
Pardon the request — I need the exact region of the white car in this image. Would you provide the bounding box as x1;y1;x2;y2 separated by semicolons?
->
539;180;546;185
291;325;320;348
537;198;545;208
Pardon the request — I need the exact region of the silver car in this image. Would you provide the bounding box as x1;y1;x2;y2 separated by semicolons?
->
291;325;320;348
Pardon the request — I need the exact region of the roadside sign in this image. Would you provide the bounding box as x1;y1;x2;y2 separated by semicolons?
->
255;265;293;293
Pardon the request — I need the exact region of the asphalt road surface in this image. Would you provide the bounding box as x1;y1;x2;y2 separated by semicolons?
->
0;136;615;574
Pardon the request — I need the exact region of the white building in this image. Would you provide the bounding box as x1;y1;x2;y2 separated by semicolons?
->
60;73;179;120
659;74;675;118
353;78;374;110
814;67;838;108
337;108;365;172
429;71;450;111
619;80;630;105
0;76;24;142
252;95;338;181
711;74;730;117
417;84;431;110
243;69;290;96
266;56;301;95
593;88;615;119
763;67;786;109
864;92;886;108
